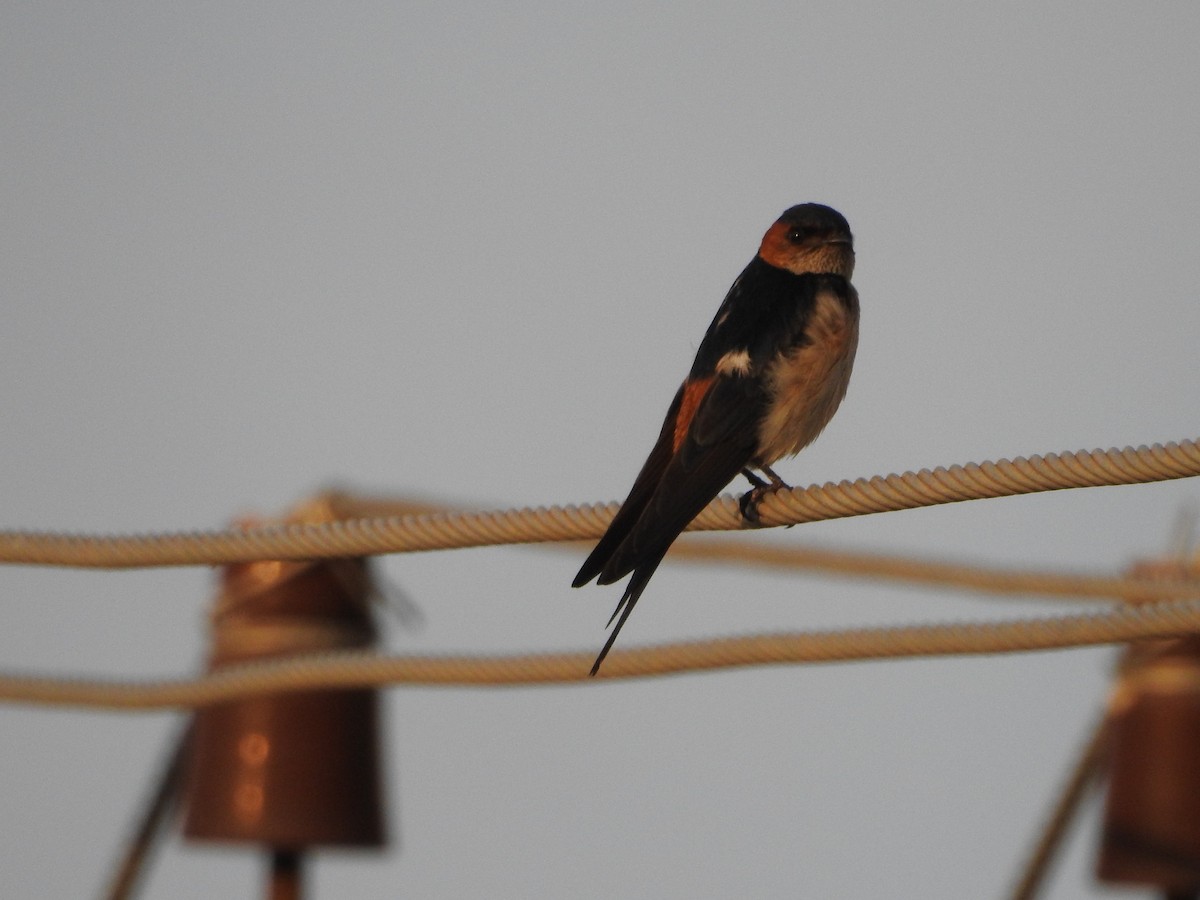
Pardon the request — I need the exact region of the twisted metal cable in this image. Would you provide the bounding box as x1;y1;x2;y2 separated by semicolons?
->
0;439;1197;569
5;598;1200;709
595;539;1200;605
290;493;1200;606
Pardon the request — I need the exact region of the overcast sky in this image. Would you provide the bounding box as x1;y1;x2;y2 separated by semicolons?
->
2;4;1199;898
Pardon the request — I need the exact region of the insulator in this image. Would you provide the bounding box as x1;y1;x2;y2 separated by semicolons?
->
182;514;387;849
1098;637;1200;889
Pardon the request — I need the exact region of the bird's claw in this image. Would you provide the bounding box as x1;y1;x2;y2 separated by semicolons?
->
739;484;781;525
738;489;762;524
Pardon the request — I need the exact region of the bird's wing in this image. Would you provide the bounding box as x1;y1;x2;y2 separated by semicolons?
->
595;370;767;585
583;372;767;674
571;383;685;587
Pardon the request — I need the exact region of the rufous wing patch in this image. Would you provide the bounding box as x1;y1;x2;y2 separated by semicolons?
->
673;375;714;452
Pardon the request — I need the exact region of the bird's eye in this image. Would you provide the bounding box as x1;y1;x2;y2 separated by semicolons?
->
786;227;808;243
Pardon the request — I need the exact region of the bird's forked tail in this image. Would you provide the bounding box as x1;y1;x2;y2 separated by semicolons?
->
589;559;663;676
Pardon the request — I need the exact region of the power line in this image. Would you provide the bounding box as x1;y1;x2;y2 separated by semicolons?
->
5;597;1200;709
0;437;1196;569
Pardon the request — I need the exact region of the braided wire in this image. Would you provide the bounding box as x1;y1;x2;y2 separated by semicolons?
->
583;539;1200;604
4;598;1200;709
0;439;1197;569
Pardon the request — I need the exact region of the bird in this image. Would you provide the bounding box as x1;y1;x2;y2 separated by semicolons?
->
573;203;859;675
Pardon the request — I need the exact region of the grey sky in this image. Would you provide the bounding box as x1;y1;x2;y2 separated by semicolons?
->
2;4;1198;897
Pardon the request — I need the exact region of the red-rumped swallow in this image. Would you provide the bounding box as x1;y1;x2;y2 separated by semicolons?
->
573;203;859;675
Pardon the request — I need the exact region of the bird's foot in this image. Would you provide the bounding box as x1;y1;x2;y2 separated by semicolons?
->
739;484;781;524
738;467;791;525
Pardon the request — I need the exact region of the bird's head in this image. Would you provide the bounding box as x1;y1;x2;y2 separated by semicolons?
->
758;203;854;279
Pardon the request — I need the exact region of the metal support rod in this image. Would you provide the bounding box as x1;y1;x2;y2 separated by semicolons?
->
102;723;192;900
268;849;303;900
1009;713;1111;900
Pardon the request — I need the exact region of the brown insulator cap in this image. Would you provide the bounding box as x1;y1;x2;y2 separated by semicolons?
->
1098;637;1200;889
182;505;388;850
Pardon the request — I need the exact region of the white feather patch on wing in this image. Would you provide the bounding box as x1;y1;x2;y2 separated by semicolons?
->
715;348;752;376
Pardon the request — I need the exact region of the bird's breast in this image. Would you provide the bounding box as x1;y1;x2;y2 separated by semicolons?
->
754;286;859;466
